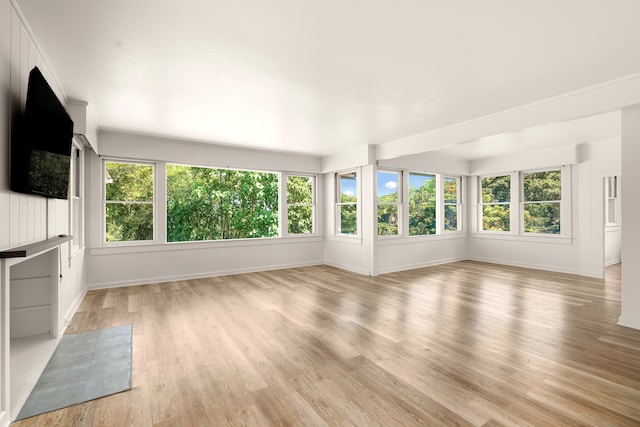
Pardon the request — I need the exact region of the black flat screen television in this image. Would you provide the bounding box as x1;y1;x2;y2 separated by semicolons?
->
11;66;74;199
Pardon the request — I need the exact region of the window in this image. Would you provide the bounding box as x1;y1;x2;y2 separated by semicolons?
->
377;171;400;236
287;175;315;235
69;143;83;252
166;164;278;241
443;176;461;232
522;170;561;234
481;175;511;232
409;172;436;235
104;161;154;242
605;176;618;226
337;171;358;235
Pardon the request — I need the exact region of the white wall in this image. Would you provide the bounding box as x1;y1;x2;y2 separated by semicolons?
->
85;131;324;289
467;138;620;278
620;105;640;329
323;166;375;275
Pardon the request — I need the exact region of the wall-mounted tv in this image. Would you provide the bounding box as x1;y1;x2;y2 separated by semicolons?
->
11;66;74;200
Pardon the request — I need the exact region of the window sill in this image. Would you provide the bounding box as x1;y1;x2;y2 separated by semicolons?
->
471;232;573;244
378;232;467;246
90;235;323;256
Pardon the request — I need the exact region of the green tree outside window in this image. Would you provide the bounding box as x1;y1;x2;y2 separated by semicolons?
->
287;175;314;234
523;170;561;234
105;162;154;242
482;175;511;232
166;165;278;241
377;171;400;236
409;173;436;235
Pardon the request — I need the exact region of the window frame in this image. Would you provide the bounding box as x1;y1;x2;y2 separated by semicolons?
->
102;159;157;245
475;166;571;239
377;169;402;237
479;173;512;234
407;171;438;237
605;175;619;227
520;168;563;236
442;176;463;234
283;173;317;237
165;163;281;242
68;139;84;256
336;170;359;236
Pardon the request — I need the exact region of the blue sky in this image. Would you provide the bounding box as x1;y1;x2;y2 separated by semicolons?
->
377;171;398;197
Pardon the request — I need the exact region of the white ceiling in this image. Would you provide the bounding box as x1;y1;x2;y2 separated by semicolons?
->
16;0;640;157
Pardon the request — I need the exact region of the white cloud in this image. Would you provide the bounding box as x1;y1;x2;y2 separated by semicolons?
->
343;190;355;197
384;181;397;190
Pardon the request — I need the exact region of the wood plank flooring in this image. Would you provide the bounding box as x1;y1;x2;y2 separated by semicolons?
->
12;261;640;426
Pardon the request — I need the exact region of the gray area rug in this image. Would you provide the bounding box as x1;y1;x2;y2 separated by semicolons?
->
16;324;132;421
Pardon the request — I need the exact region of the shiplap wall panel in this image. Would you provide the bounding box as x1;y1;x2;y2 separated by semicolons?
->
7;3;68;248
0;1;9;251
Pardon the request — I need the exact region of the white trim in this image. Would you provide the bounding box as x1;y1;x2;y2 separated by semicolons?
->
377;256;467;275
90;235;323;256
618;315;640;330
378;233;467;246
470;232;573;245
87;260;324;290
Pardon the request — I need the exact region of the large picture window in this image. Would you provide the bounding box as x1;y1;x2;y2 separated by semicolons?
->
337;171;358;235
166;164;279;241
377;170;400;236
105;161;154;242
481;175;511;232
522;170;561;234
287;175;315;235
409;172;436;236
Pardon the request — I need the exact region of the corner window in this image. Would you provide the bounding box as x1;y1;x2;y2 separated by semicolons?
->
409;172;436;236
377;170;400;236
337;171;358;235
104;161;155;242
287;175;315;235
481;175;511;232
522;170;561;234
443;176;461;232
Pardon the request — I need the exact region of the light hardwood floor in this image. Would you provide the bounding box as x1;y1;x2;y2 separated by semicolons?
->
12;261;640;426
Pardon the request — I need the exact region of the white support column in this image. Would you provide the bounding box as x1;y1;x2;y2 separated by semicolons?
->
620;104;640;330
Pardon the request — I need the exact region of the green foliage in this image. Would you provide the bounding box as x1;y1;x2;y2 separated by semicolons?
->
287;176;313;234
444;177;458;231
409;175;436;235
339;202;357;234
378;193;398;235
523;170;561;234
106;204;154;242
523;171;561;202
105;162;153;201
482;175;510;203
524;202;560;234
482;204;510;231
481;175;511;231
166;165;279;241
105;162;154;242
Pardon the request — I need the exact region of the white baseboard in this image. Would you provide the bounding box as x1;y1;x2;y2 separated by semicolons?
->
605;258;622;267
59;286;88;335
323;261;371;276
87;260;324;290
618;315;640;330
377;256;467;275
466;255;598;277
